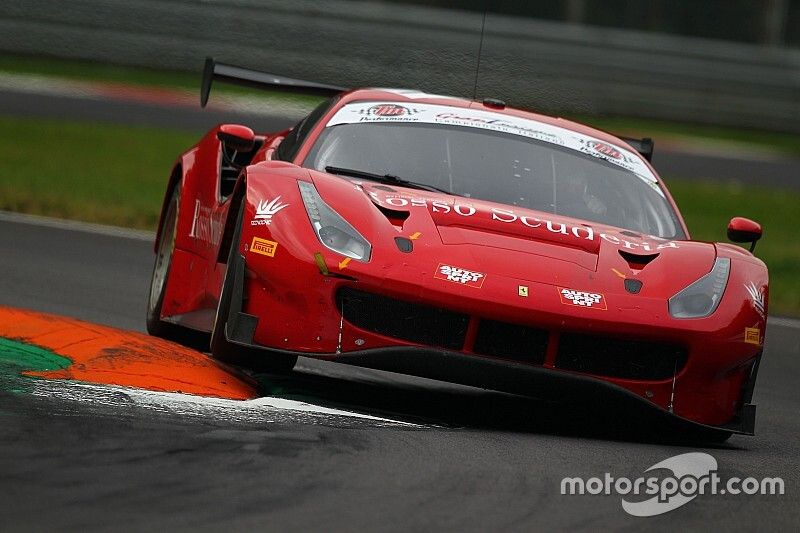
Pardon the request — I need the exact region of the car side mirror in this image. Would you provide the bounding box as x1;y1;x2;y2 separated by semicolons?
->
217;124;255;152
727;217;762;252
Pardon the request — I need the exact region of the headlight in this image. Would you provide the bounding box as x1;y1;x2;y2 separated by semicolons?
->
668;257;730;318
299;181;371;261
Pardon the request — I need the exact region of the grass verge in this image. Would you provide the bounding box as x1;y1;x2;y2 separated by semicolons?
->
0;115;196;229
1;114;797;316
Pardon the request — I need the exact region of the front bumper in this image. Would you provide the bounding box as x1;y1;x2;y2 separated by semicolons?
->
225;252;760;436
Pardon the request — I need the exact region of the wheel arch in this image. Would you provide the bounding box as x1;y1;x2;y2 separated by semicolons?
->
217;173;249;264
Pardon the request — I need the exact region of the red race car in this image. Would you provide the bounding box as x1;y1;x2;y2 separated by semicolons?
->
147;58;768;437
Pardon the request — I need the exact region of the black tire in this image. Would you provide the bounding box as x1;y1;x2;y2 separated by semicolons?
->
146;186;210;351
210;199;297;373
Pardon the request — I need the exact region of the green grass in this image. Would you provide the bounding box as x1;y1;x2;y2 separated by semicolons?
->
0;114;797;316
0;115;196;229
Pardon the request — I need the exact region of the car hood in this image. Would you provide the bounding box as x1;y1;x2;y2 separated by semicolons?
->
310;172;715;296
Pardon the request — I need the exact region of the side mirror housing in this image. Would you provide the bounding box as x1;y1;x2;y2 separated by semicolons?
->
217;124;255;152
727;217;762;252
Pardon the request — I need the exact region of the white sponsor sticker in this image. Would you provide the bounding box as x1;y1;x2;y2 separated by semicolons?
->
744;282;766;319
251;196;289;226
435;264;486;287
559;287;607;309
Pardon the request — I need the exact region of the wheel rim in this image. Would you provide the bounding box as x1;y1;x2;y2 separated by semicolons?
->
148;197;177;315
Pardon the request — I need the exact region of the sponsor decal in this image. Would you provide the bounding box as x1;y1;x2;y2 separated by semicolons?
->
518;285;529;297
559;287;607;309
327;102;661;193
189;199;223;246
744;282;766;319
251;196;288;226
597;230;679;251
561;452;784;517
435;264;486;288
363;103;415;117
744;327;761;345
587;140;622;160
249;237;277;257
364;190;680;251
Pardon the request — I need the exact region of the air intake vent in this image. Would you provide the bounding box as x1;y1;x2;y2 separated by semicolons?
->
337;288;468;350
556;333;687;380
373;204;409;227
619;250;659;270
473;320;548;363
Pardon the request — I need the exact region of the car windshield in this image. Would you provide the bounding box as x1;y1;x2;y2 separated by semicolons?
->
304;121;684;239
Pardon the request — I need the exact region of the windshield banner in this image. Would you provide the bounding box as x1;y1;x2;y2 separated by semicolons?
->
327;101;658;186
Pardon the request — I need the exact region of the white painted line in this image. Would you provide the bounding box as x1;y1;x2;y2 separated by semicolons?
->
0;210;154;242
768;316;800;329
30;379;425;428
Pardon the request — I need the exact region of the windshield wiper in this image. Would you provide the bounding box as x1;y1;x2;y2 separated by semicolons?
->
325;166;453;195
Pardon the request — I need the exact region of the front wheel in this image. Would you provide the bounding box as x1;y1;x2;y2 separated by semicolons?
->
146;186;209;350
210;199;297;374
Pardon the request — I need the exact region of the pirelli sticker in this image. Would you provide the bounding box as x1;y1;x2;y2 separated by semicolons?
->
558;287;607;310
744;327;761;345
250;237;278;258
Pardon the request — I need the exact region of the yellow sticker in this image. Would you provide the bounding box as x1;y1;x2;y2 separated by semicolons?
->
518;285;529;297
250;237;277;257
744;327;761;345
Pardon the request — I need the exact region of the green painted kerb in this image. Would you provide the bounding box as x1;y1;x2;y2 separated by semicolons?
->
0;337;72;392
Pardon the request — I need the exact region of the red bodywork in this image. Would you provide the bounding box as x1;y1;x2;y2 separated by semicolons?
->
154;89;768;432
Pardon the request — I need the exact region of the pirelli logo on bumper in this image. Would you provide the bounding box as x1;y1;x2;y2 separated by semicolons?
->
744;327;761;345
250;237;278;258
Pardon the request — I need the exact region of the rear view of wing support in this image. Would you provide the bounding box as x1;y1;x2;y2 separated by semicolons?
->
620;136;655;162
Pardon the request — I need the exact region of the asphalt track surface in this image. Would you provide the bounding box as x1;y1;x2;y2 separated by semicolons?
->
1;212;799;531
2;87;800;190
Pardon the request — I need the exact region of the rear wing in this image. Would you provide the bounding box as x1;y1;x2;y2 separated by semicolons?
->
619;136;654;162
200;57;347;107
